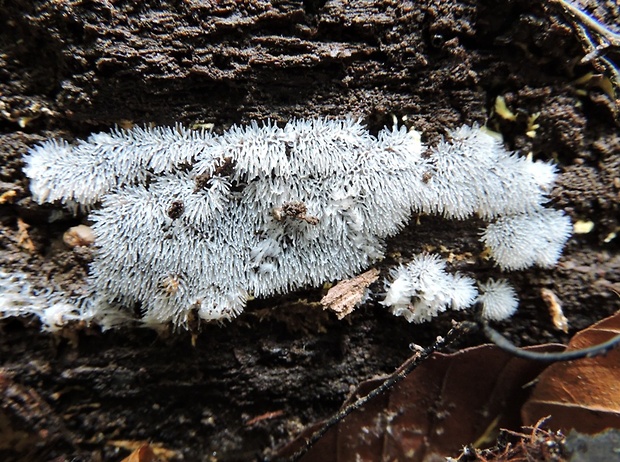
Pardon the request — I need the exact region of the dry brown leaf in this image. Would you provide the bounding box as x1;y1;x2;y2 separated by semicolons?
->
277;343;562;461
320;268;379;319
120;444;157;462
522;311;620;433
111;440;178;461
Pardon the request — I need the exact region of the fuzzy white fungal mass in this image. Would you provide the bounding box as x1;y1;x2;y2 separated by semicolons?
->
481;209;572;270
477;279;519;321
21;118;571;327
381;254;478;323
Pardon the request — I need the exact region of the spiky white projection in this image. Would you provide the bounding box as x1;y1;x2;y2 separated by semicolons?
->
18;119;571;328
380;256;521;323
381;254;478;323
477;279;519;321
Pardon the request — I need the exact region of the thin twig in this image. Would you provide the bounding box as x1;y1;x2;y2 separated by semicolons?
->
552;0;620;87
555;0;620;44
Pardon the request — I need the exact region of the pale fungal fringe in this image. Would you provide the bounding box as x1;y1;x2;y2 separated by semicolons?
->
0;270;130;332
13;117;571;328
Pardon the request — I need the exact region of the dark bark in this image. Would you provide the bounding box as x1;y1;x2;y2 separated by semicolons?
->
0;0;618;460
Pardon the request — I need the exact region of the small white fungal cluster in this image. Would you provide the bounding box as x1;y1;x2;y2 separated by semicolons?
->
477;279;519;321
381;254;478;323
417;125;572;271
16;117;571;328
381;257;519;323
481;209;572;270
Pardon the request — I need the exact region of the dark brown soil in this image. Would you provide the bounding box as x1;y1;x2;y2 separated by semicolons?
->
0;1;618;461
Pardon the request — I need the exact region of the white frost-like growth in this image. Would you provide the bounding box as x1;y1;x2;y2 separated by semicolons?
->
477;279;519;321
415;126;557;220
23;125;213;210
24;119;428;326
481;208;572;270
381;254;478;323
20;118;570;327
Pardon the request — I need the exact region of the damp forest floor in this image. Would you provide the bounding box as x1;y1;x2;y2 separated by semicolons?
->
0;1;619;461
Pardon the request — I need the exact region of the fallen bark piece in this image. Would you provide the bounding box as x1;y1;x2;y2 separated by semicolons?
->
540;287;568;333
321;268;379;319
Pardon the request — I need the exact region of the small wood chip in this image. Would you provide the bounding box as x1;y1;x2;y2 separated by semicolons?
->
16;218;36;253
541;288;569;333
110;440;179;461
63;224;95;248
320;268;379;319
0;190;17;204
573;220;594;234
